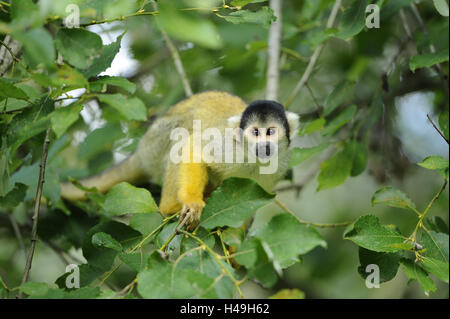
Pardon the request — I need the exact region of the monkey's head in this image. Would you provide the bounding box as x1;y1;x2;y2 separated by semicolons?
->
228;100;299;161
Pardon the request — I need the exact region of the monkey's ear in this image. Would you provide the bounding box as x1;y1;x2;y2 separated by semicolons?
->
286;111;300;136
227;114;242;128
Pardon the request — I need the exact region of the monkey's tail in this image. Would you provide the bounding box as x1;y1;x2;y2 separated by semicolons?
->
60;152;146;201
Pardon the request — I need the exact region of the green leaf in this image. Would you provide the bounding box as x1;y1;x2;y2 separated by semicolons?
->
380;0;417;21
417;156;449;171
289;143;329;167
357;247;400;283
235;237;259;268
269;288;305;299
155;222;182;255
400;258;436;296
343;215;407;252
322;105;357;136
78;221;142;286
248;241;279;288
0;78;29;100
77;123;125;161
421;230;449;263
232;238;278;288
324;80;354;116
97;94;147;121
0;183;27;209
65;287;101;299
298;118;326;135
221;227;244;247
230;0;267;7
55;28;103;69
252;213;327;268
20;282;50;296
11;0;39;22
129;213;164;235
102;182;158;216
433;0;449;16
137;252;204;298
410;51;449;72
157;2;222;49
336;0;368;39
10;162;60;204
222;7;276;27
50;104;83;138
317;146;353;191
52;65;88;89
82;34;124;79
90;76;137;94
349;142;368;177
422;257;449;283
15;28;55;69
199;178;275;229
0;149;9;197
92;232;123;251
371;187;417;212
119;252;148;273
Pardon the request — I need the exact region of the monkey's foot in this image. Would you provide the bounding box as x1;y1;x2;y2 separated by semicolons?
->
178;201;205;231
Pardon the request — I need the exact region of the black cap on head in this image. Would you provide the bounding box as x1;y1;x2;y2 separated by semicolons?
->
240;100;291;142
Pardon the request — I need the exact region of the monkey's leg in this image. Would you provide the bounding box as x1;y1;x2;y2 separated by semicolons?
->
159;163;182;216
177;161;208;230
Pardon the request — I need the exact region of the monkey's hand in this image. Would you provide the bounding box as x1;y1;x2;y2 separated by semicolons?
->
178;200;205;231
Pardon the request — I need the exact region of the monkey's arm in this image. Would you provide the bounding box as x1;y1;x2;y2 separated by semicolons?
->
177;160;208;229
159;135;208;229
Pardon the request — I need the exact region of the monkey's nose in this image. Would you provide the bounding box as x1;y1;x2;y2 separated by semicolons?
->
265;143;271;156
256;142;272;158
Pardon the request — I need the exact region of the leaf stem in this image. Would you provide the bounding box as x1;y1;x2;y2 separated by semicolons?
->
285;0;342;108
179;230;245;298
427;114;449;145
274;198;352;228
18;128;51;298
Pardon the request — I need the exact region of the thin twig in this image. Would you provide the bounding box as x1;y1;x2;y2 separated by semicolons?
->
79;10;158;27
410;180;448;244
152;2;193;97
274;198;352;228
8;215;26;260
0;35;22;76
427;114;449;144
305;82;323;115
179;230;245;298
18;128;51;298
285;0;341;108
399;9;413;40
266;0;282;101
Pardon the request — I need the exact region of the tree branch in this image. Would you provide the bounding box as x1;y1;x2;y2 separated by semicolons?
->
274;198;352;228
0;35;22;76
152;3;193;97
285;0;341;109
18;128;51;298
427;114;449;144
266;0;282;101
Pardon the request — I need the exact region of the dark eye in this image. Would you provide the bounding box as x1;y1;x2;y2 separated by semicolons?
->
252;128;260;136
267;128;276;136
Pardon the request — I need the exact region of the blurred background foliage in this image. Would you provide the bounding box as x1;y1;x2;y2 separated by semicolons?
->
0;0;448;298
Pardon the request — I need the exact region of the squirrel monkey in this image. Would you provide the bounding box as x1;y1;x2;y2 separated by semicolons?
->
61;91;299;230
